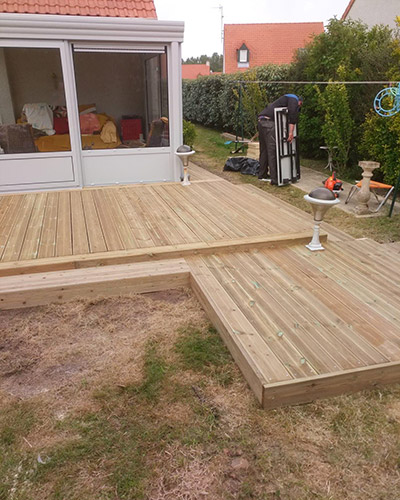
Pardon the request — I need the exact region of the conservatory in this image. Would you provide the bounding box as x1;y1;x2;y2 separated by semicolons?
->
0;13;184;192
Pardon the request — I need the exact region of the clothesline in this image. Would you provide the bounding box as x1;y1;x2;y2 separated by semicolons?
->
234;80;400;85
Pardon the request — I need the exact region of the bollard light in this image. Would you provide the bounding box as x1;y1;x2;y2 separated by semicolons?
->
176;145;195;186
304;187;340;251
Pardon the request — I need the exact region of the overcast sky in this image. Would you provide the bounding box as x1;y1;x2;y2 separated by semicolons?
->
154;0;351;59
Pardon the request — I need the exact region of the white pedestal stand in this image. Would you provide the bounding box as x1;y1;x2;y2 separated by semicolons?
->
304;193;340;251
176;149;195;186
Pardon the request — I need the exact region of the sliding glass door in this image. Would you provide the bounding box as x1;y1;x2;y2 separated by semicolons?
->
0;41;80;191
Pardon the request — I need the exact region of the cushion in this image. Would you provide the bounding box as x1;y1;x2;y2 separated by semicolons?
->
54;116;69;135
79;113;101;134
100;120;118;143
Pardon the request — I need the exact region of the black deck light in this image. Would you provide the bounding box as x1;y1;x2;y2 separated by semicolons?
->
176;145;195;186
304;187;340;251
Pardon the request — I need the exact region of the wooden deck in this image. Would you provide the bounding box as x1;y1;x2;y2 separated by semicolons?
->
1;164;399;408
188;239;400;408
0;164;345;275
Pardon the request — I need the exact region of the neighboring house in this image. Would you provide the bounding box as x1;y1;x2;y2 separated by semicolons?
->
342;0;399;29
182;63;210;80
223;22;324;74
0;1;185;193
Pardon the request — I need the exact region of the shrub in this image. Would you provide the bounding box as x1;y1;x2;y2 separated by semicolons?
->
315;70;354;173
360;111;400;184
183;119;196;147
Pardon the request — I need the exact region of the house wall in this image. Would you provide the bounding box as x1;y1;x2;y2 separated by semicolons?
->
346;0;399;29
0;48;16;124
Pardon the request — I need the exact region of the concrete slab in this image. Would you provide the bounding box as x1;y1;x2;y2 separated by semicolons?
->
294;166;399;217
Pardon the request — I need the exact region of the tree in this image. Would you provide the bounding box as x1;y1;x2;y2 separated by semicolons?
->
316;69;354;172
182;53;223;73
289;18;397;161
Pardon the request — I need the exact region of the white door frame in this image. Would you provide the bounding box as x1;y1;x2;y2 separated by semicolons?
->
0;38;83;191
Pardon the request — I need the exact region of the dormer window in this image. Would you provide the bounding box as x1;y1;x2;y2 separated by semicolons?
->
237;43;249;68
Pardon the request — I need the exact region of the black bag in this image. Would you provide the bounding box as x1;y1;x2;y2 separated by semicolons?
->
223;156;260;176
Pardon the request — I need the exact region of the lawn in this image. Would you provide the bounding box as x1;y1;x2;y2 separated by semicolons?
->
2;291;400;499
191;125;400;244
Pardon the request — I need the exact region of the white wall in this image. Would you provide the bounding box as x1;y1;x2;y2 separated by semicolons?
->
0;48;15;124
346;0;399;29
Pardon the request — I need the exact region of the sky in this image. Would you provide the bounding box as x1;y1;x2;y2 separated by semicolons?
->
154;0;351;59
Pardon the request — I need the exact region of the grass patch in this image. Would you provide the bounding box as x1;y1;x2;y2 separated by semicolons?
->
175;325;235;386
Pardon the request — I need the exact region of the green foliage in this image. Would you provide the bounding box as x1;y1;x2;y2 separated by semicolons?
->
360;111;400;184
182;65;289;137
289;18;398;159
182;119;196;147
183;52;223;72
175;325;234;385
315;72;354;172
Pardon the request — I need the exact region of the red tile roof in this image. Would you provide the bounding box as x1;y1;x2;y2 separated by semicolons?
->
0;0;157;18
182;64;211;80
224;22;324;74
341;0;356;19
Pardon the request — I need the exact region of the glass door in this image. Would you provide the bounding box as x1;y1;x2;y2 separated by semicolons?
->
72;44;171;186
0;41;80;191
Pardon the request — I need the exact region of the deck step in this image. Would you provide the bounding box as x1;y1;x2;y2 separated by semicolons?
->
0;258;190;310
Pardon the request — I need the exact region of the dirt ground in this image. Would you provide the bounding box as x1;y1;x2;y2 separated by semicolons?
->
1;289;400;500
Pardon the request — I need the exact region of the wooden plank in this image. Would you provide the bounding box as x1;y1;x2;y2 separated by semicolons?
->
56;191;72;257
188;256;292;402
0;195;24;261
241;183;353;243
1;194;36;262
0;258;190;310
164;184;229;240
81;190;107;254
0;231;321;277
204;253;317;379
250;250;387;366
122;186;169;246
19;193;47;260
294;244;400;324
220;251;369;372
70;191;90;255
102;188;139;250
37;192;59;259
265;247;400;361
153;184;213;242
92;189;124;251
262;361;400;409
144;186;200;244
113;188;154;248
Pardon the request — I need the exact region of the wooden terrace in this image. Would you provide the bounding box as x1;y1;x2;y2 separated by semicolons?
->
1;164;400;408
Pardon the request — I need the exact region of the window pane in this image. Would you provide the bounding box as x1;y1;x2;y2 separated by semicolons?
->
0;47;70;154
73;49;169;150
239;50;248;63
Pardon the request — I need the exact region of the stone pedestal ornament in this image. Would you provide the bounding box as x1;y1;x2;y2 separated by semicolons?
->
356;161;380;215
176;145;195;186
304;187;340;251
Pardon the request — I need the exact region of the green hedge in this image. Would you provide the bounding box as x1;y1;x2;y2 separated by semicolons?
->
182;65;290;138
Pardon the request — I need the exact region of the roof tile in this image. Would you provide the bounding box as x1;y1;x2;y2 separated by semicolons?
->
0;0;157;18
224;22;324;74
